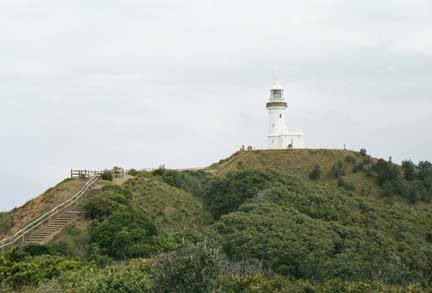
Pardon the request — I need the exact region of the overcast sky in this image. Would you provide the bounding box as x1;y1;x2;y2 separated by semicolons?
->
0;0;431;211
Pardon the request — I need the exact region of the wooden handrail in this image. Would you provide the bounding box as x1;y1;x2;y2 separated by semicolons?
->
0;175;99;253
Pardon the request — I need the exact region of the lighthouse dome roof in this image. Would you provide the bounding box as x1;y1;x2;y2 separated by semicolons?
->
271;81;284;90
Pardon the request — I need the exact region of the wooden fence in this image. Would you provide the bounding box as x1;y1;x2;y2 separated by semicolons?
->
70;170;102;179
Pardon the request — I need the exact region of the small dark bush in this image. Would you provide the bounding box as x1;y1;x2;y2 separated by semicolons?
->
127;169;138;176
402;160;417;181
101;171;113;181
329;161;345;179
353;163;364;173
337;178;356;192
309;165;321;180
345;155;357;164
360;148;367;157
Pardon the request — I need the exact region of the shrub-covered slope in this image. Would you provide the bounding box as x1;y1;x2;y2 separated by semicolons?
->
2;149;432;292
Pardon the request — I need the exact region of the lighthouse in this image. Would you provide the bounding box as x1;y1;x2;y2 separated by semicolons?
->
266;81;304;149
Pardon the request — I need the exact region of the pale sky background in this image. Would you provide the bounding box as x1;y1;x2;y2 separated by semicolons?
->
0;0;431;212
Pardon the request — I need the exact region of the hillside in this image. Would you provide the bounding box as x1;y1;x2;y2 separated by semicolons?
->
0;178;86;238
1;149;432;292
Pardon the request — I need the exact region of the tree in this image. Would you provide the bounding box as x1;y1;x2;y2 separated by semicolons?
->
417;161;432;181
402;160;417;181
373;159;400;186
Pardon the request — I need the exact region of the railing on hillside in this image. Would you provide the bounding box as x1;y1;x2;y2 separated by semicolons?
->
0;175;99;253
70;169;102;179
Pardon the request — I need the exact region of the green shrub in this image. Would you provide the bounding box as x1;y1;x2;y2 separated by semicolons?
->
202;169;286;219
152;169;212;197
309;165;321;180
217;273;288;293
0;212;13;233
90;209;161;259
337;178;356;192
402;160;417;181
101;171;113;181
127;168;138;176
360;148;367;157
373;159;401;186
345;155;357;164
352;162;364;173
151;241;221;293
0;255;86;288
329;161;345;179
46;260;151;293
85;185;130;220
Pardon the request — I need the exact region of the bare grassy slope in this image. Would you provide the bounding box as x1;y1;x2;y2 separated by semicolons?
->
0;178;86;237
207;149;383;198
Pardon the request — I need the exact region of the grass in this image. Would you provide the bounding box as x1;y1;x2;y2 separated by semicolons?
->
123;173;212;232
0;178;87;238
206;149;384;198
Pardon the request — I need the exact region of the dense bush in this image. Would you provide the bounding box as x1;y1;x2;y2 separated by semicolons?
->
151;241;221;293
0;255;86;289
101;171;113;181
152;169;213;197
44;259;150;293
85;185;130;220
202;169;286;219
337;178;356;192
90;209;162;259
345;155;357;164
309;165;321;180
329;161;345;178
214;177;432;286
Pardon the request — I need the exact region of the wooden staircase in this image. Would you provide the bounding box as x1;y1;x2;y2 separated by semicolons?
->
23;188;101;245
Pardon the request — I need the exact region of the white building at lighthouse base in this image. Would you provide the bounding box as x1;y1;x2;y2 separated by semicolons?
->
268;130;304;149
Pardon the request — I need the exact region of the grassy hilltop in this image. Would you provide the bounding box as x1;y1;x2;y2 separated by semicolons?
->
1;149;432;292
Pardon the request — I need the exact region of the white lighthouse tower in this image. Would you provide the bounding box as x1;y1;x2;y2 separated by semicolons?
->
266;81;304;149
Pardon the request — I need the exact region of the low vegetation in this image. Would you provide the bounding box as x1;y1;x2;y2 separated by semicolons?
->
1;149;432;291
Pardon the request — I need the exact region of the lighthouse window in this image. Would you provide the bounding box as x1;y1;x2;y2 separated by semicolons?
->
272;123;274;128
279;114;282;118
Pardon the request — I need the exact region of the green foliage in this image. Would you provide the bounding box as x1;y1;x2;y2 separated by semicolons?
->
151;241;221;293
402;160;417;181
50;222;91;258
85;185;130;220
152;168;213;197
46;260;151;293
217;273;288;293
123;173;212;232
127;168;138;176
373;159;401;186
214;174;432;285
0;255;86;289
345;155;357;164
90;209;161;259
202;169;286;219
101;171;113;181
337;178;356;192
417;161;432;181
329;161;345;178
0;212;13;233
309;165;321;180
4;150;432;291
360;148;367;156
